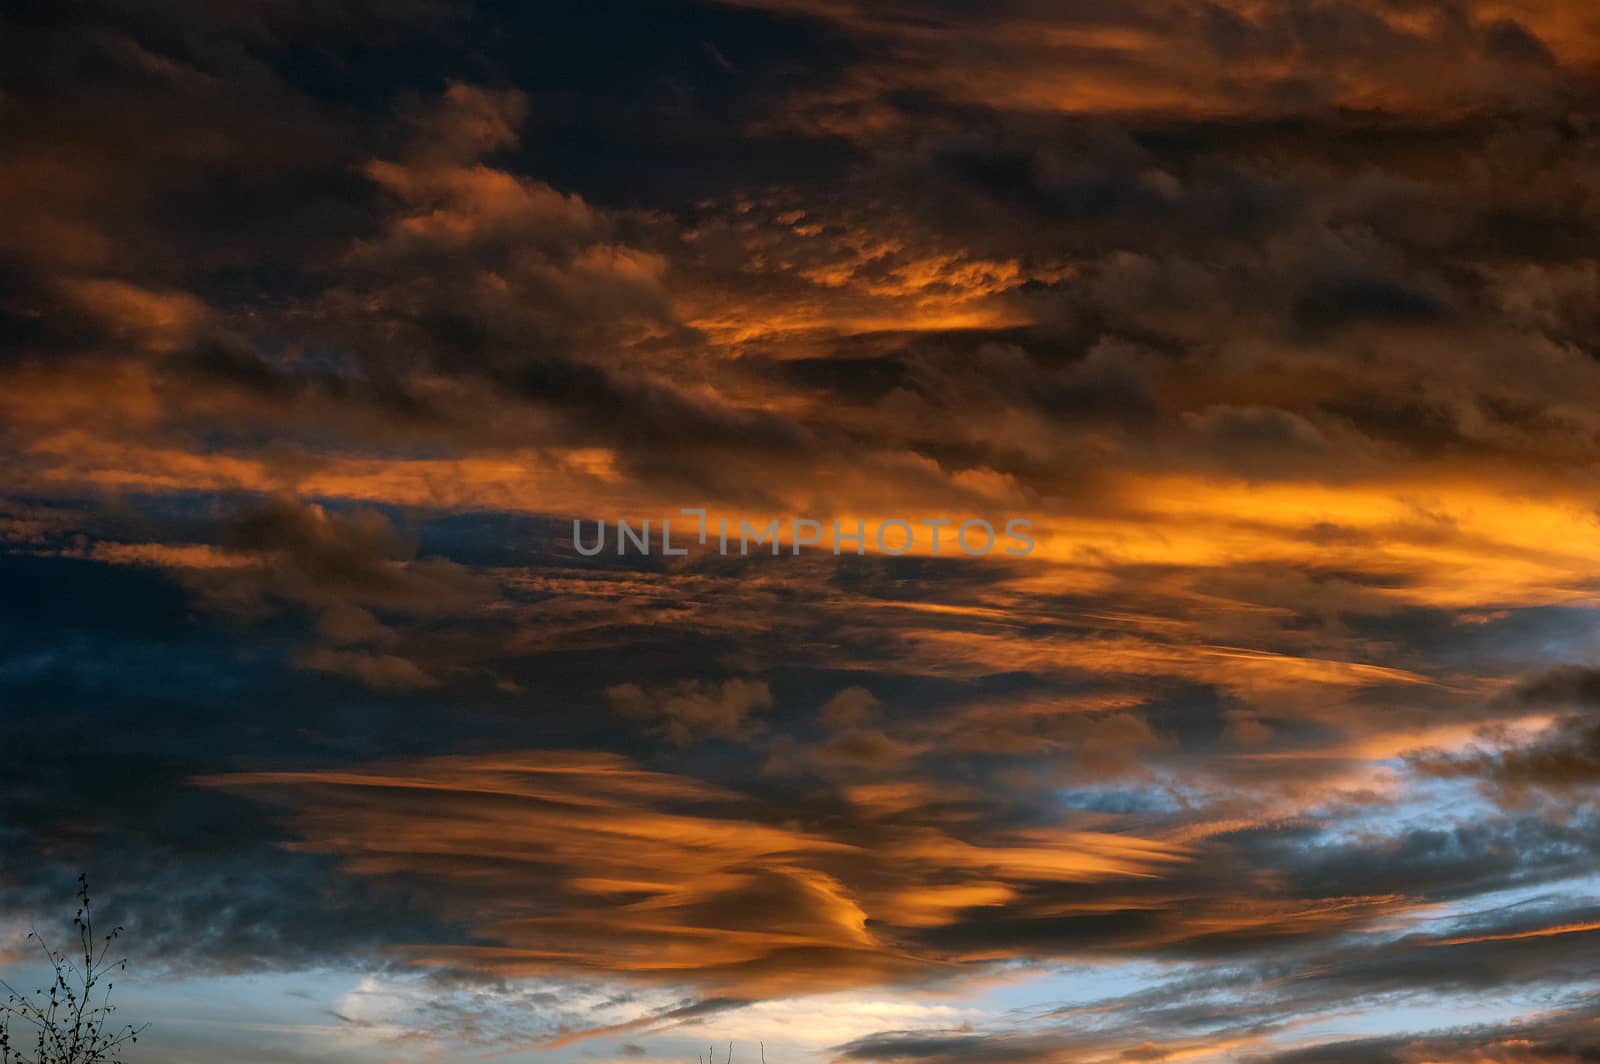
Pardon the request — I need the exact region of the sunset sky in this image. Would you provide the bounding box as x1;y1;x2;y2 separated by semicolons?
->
4;1;1600;1061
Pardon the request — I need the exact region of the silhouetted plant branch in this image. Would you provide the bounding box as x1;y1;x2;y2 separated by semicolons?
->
699;1041;753;1064
0;876;147;1064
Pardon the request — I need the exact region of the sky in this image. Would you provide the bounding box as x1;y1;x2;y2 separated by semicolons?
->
3;0;1600;1061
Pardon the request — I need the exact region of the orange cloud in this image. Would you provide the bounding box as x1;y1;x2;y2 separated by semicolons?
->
199;751;1188;994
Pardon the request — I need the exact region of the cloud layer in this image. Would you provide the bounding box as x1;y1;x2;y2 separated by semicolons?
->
4;1;1600;1061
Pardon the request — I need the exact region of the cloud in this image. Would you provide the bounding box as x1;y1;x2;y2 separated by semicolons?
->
199;750;1188;995
608;678;776;745
1411;670;1600;806
141;496;496;688
724;0;1590;128
5;4;1600;1060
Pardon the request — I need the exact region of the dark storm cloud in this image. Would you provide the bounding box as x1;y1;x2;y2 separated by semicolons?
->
1515;666;1600;708
0;562;474;979
873;119;1304;261
726;0;1589;131
1420;717;1600;799
835;997;1600;1064
0;1;429;282
832;892;1600;1062
1246;1011;1600;1064
1289;273;1449;337
1275;815;1600;907
1411;668;1600;803
833;1031;1062;1064
502;355;818;467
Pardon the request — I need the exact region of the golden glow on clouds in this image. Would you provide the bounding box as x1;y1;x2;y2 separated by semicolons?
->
201;753;1187;993
720;0;1600;124
1430;920;1600;947
6;9;1600;1058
